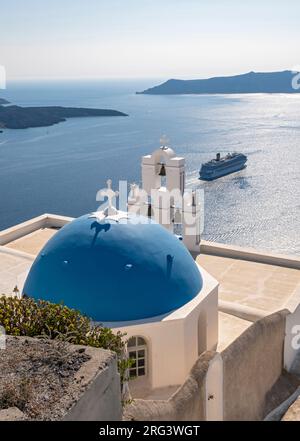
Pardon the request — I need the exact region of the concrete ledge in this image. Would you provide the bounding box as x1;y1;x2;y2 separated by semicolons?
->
0;337;122;421
64;346;122;421
44;213;74;229
0;214;49;245
0;245;35;261
0;213;73;246
218;300;268;323
200;240;300;270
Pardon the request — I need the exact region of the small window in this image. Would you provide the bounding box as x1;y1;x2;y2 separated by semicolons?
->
127;336;147;379
127;338;136;348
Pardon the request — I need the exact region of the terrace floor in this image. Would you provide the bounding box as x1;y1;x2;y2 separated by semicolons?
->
5;227;58;256
0;249;33;296
197;254;300;315
217;311;252;351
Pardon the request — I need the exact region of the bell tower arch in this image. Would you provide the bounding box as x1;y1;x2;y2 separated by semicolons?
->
128;136;201;252
141;136;185;194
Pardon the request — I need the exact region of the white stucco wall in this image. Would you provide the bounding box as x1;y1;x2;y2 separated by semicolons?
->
205;353;223;420
106;266;219;390
122;319;186;389
183;283;218;377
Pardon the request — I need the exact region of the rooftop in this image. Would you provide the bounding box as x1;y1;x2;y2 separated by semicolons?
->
0;248;33;296
0;213;299;402
0;213;299;346
196;252;300;315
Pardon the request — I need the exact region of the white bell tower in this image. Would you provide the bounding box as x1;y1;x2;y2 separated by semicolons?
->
141;135;185;195
128;137;201;253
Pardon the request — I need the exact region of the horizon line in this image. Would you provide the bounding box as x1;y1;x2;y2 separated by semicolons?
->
5;68;298;83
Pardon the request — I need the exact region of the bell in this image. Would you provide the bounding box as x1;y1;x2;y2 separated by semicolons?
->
158;164;166;176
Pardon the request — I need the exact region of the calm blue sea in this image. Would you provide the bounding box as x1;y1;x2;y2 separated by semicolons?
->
0;79;299;255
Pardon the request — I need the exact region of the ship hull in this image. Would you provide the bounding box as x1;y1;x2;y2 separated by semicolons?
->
199;156;247;181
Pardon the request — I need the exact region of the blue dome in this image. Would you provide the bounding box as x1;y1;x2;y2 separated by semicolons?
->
23;214;202;322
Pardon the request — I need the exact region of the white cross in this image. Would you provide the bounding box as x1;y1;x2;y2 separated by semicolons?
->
160;134;170;148
103;179;119;209
129;182;139;198
91;179;119;220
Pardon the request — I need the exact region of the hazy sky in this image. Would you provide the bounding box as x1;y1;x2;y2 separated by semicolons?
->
1;0;300;80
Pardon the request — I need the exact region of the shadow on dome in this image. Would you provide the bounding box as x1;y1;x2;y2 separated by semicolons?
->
166;254;174;279
90;221;111;247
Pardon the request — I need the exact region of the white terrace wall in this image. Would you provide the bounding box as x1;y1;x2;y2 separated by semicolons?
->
200;240;300;270
0;214;72;247
221;310;288;421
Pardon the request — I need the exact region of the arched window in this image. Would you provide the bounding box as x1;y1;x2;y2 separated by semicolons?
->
158;156;167;188
127;336;147;378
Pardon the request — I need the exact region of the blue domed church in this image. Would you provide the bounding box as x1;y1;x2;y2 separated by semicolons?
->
24;213;202;322
24;164;218;394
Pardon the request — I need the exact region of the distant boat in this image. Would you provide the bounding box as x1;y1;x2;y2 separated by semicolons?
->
199;152;247;181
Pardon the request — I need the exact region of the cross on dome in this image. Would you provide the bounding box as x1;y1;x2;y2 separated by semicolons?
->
90;179;120;221
160;135;170;149
104;179;119;208
129;182;139;198
130;182;137;190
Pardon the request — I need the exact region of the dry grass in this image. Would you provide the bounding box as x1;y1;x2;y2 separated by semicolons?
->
0;336;90;420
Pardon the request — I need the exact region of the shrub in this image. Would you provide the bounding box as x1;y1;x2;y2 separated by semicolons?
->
0;296;125;355
0;296;133;405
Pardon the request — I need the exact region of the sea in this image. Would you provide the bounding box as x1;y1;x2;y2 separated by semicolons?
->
0;79;299;256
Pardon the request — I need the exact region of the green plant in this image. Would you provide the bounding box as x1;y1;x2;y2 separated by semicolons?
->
0;295;135;407
0;295;125;353
0;296;133;381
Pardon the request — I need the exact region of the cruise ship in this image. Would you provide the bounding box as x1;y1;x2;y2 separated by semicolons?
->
199;152;247;181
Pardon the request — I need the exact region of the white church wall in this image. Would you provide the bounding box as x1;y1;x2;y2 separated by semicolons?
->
111;265;219;391
205;353;223;421
114;319;186;389
183;284;219;377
